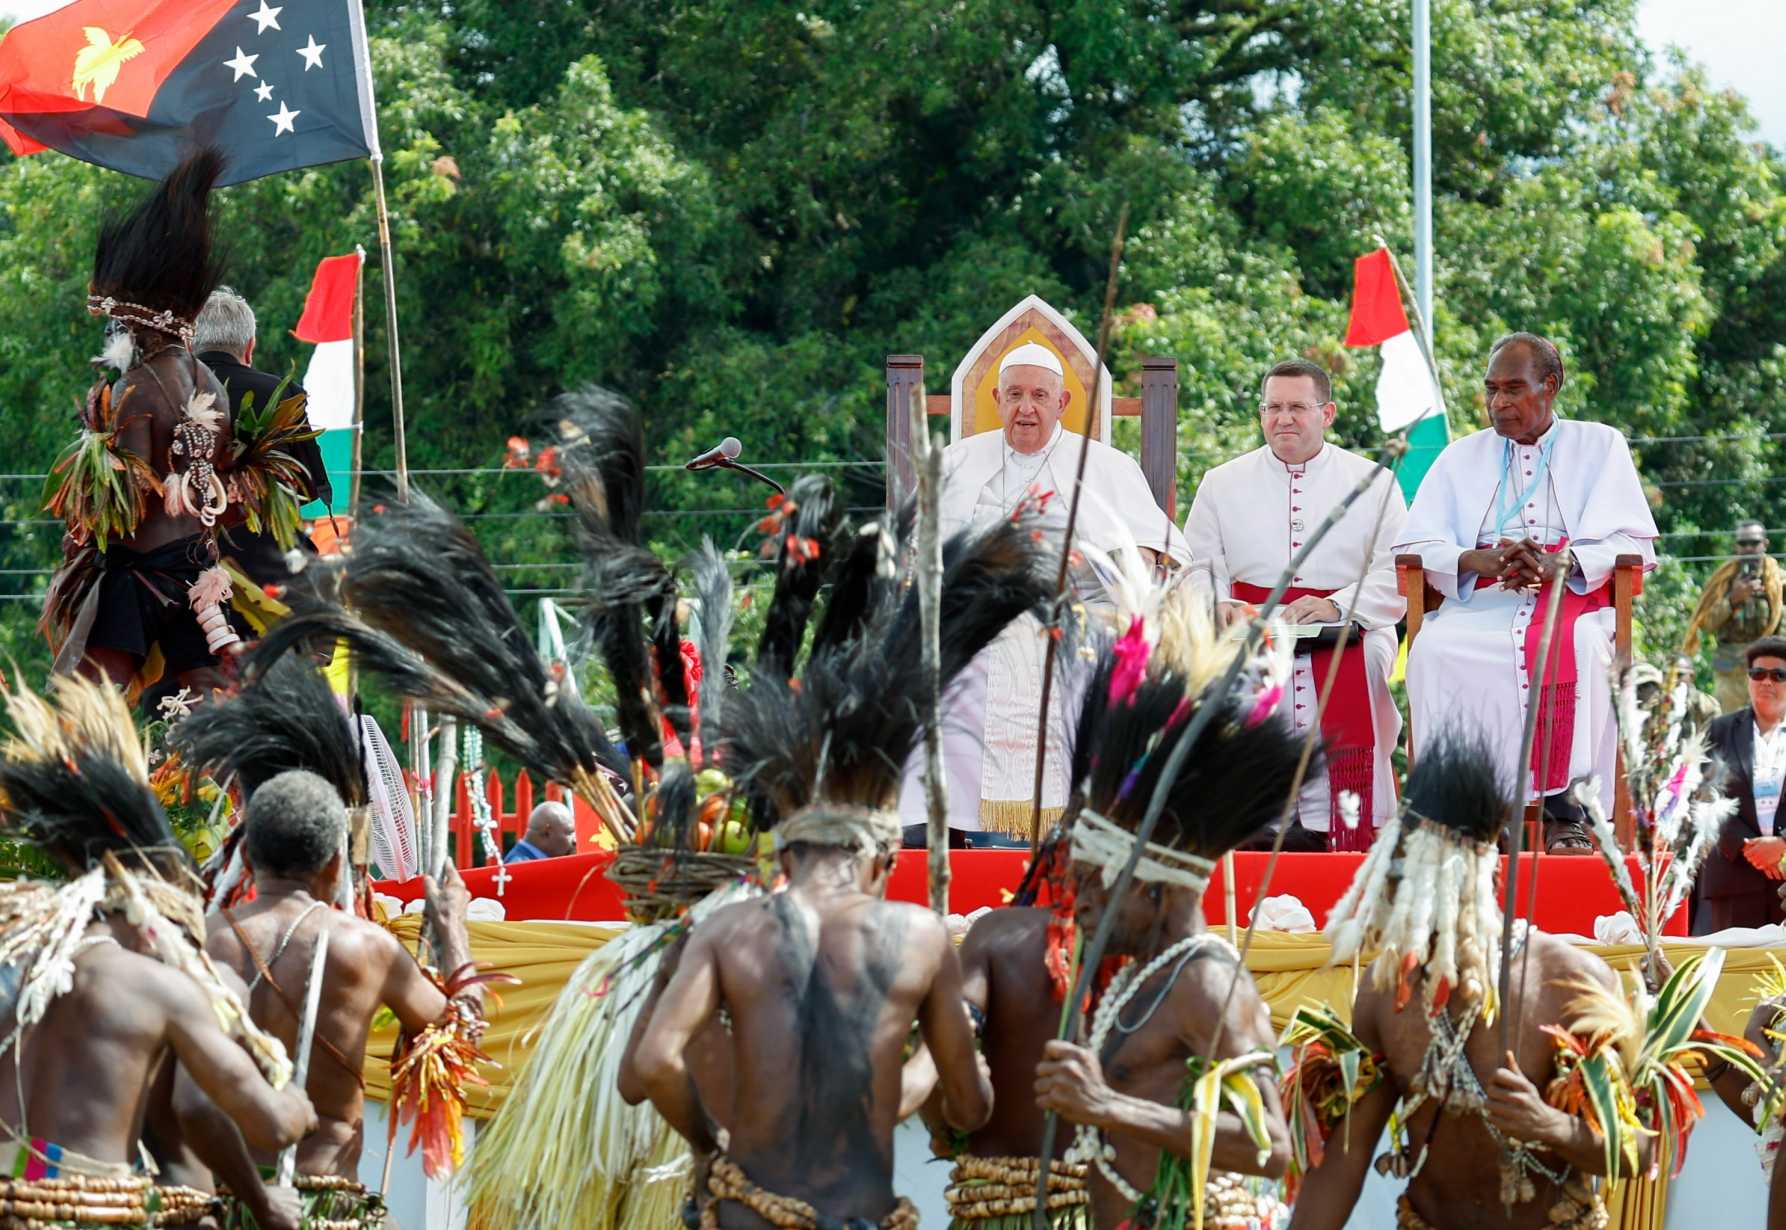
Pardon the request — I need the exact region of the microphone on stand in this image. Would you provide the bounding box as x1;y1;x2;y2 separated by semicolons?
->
683;435;785;495
684;436;742;472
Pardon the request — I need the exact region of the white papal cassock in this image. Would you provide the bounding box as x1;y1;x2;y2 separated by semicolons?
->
1184;444;1407;844
896;424;1190;834
1393;419;1657;812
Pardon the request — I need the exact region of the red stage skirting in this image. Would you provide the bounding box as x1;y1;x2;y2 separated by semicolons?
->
378;849;1685;937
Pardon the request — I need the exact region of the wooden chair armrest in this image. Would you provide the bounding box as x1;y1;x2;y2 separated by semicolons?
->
1395;553;1424;598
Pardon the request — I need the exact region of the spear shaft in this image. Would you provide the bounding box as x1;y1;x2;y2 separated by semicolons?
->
1028;204;1129;855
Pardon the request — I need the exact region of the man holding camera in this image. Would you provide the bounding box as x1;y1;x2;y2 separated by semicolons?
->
1684;520;1783;713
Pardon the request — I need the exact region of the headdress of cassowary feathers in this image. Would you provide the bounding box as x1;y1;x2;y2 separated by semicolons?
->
1065;595;1306;893
89;148;227;347
245;492;635;842
1325;726;1512;1018
171;656;367;910
0;675;292;1086
546;388;682;767
172;655;364;804
753;473;846;678
718;511;1054;855
546;388;891;774
0;674;172;871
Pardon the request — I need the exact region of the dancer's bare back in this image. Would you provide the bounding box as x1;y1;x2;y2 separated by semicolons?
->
0;919;311;1166
206;893;451;1178
1290;929;1623;1230
638;881;989;1229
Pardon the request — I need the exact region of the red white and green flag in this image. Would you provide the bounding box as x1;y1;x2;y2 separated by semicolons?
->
292;250;362;515
0;0;379;184
1344;247;1449;498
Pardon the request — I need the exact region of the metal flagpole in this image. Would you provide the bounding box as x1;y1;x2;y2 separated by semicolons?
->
348;244;367;516
369;156;410;502
349;0;430;953
1413;0;1433;345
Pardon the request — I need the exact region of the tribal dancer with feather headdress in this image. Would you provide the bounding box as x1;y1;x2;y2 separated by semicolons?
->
41;150;237;698
1288;728;1764;1230
41;150;319;706
914;816;1096;1230
628;497;1062;1230
915;549;1246;1230
1026;581;1302;1230
255;391;728;1230
251;385;1041;1229
166;658;505;1228
0;674;314;1229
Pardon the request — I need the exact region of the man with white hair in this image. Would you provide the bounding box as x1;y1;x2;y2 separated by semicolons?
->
195;287;330;587
898;341;1190;844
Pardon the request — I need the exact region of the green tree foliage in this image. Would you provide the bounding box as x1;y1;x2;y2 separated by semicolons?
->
0;1;1782;688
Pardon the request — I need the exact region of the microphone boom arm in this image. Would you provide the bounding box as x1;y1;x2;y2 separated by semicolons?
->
714;458;785;496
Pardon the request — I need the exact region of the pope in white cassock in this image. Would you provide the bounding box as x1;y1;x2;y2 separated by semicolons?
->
896;342;1190;842
1183;359;1407;850
1393;333;1658;849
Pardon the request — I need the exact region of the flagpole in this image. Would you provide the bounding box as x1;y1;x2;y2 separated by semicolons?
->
369;156;410;502
349;0;423;905
349;243;367;516
1413;0;1434;346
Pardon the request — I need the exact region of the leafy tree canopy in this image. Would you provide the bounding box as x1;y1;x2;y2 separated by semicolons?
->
1;0;1782;681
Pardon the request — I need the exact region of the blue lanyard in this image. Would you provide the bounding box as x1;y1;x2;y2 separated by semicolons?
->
1492;434;1556;540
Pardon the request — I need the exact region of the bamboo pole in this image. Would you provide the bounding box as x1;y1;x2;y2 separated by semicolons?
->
1497;552;1570;1056
432;717;459;880
914;383;950;917
1027;203;1129;854
1030;443;1407;1227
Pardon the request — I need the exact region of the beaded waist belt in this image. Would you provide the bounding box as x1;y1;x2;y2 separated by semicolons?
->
944;1155;1090;1225
699;1155;918;1230
220;1173;385;1230
1197;1172;1287;1230
0;1174;214;1228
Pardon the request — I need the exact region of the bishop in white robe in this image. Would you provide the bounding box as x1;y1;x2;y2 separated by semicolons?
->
896;343;1189;839
1393;335;1657;832
1183;360;1407;848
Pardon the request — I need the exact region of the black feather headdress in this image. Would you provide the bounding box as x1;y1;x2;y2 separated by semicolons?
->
0;675;296;1085
0;676;185;876
245;492;633;839
1402;725;1512;845
810;518;896;655
753;474;845;678
171;655;364;804
1069;654;1306;861
685;540;735;751
547;388;685;764
718;511;1053;827
90;148;227;340
1325;725;1512;1013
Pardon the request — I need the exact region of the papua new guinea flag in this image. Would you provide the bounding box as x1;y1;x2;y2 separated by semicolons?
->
0;0;380;186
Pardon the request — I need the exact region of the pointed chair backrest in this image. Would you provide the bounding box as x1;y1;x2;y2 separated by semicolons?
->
885;294;1178;517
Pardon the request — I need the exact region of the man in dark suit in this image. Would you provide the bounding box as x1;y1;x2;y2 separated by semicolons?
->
1697;634;1786;933
193;287;331;586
